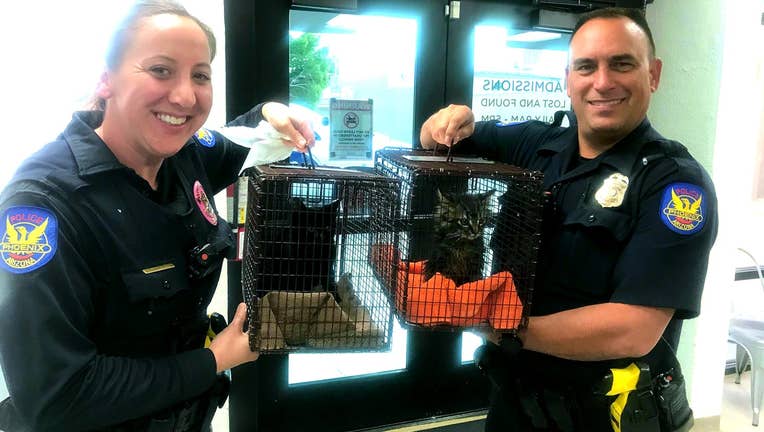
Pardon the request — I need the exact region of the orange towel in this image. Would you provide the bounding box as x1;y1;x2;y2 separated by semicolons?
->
401;260;453;326
370;244;523;330
488;277;524;330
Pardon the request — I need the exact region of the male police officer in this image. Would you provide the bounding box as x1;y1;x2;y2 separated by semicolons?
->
420;8;717;432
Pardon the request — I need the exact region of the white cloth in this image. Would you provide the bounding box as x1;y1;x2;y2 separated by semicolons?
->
216;121;295;174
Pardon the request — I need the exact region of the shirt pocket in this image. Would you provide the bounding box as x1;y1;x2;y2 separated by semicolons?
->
117;262;192;355
555;206;632;299
122;262;188;303
563;206;632;242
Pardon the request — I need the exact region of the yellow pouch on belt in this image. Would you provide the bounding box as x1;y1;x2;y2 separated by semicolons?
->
204;312;227;348
597;362;661;432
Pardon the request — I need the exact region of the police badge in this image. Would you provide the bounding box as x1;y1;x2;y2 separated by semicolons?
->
595;173;629;208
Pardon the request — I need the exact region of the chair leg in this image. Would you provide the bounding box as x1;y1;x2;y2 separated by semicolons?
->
737;344;750;385
751;353;764;426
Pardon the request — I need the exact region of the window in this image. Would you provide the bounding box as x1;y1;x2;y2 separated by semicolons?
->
460;19;570;363
288;10;416;168
284;9;419;385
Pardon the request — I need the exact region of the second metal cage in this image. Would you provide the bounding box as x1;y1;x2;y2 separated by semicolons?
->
373;148;544;333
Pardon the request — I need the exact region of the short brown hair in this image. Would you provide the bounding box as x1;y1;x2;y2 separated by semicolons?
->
93;0;216;110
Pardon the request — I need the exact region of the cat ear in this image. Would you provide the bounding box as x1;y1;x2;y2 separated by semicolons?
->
480;189;496;202
325;198;341;211
479;189;496;205
436;188;454;204
290;198;308;211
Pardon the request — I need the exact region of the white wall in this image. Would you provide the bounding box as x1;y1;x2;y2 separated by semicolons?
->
648;0;764;421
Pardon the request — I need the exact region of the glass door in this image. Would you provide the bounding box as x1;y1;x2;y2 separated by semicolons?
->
287;9;418;385
441;1;572;363
225;2;473;432
224;2;575;431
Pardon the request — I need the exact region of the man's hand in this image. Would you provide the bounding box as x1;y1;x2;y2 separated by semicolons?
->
474;334;523;388
261;102;316;152
419;104;475;150
208;302;260;373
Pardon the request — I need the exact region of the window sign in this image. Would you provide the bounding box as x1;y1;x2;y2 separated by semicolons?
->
470;25;569;126
329;98;373;160
472;73;569;124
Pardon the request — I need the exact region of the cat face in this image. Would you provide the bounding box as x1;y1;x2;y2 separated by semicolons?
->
290;198;340;243
435;189;494;240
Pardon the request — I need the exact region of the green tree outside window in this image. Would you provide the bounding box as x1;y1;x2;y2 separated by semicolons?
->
289;34;334;109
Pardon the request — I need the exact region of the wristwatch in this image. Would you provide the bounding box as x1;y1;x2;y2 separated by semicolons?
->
498;331;523;356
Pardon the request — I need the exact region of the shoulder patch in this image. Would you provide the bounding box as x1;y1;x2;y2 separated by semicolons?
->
495;120;527;128
1;206;58;274
195;128;216;148
659;183;707;235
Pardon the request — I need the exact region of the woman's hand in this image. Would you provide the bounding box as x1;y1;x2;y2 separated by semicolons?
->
261;102;316;152
208;302;260;373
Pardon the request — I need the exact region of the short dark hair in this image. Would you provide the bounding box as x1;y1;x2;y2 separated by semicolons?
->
571;7;656;58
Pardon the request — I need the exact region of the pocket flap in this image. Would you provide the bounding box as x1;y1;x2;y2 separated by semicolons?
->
563;206;632;242
122;262;187;302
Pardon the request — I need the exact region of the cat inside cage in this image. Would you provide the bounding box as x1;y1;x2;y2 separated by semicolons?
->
424;188;495;286
372;148;544;332
257;196;341;294
242;166;398;352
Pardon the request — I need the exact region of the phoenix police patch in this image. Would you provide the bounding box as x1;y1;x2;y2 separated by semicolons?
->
195;128;216;147
1;206;58;274
495;120;526;128
659;183;706;235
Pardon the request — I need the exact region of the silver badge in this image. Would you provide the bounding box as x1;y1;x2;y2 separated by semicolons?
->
594;173;629;208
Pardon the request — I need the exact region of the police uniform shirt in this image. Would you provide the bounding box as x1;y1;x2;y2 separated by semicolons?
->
464;114;718;382
0;110;249;430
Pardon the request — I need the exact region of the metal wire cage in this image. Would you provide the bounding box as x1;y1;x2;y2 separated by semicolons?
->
242;165;400;353
373;148;544;333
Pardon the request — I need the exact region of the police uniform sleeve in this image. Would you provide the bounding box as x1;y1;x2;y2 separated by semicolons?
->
192;103;267;194
0;191;217;431
460;120;554;167
192;129;249;195
609;158;719;319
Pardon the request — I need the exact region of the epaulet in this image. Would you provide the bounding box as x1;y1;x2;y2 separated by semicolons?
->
0;178;72;211
193;128;217;148
644;139;691;159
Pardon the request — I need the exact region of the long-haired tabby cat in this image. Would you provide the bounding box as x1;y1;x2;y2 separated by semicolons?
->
424;188;494;286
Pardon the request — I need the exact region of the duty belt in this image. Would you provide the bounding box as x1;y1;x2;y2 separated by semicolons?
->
110;373;230;432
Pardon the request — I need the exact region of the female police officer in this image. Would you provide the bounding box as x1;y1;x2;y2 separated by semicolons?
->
0;1;314;430
421;8;718;432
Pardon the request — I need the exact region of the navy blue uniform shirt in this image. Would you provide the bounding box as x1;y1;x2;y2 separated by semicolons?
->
0;111;249;430
465;113;718;384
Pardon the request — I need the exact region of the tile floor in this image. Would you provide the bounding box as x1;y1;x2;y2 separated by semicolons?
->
719;372;759;432
212;372;761;431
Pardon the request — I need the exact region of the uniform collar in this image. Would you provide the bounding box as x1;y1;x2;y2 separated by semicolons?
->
538;117;665;179
64;111;126;177
595;118;665;175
